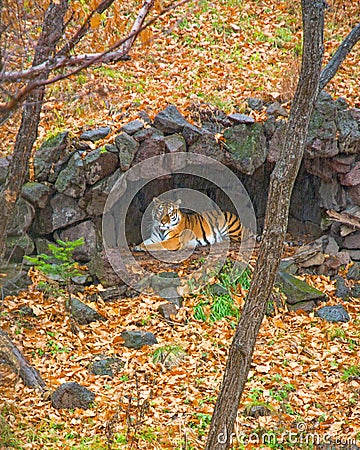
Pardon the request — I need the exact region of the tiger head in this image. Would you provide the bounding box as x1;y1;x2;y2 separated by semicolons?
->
152;197;182;230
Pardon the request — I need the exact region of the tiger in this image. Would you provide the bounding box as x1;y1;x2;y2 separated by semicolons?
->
134;197;244;252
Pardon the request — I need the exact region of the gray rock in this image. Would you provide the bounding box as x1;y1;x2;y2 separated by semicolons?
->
121;330;157;349
151;271;181;297
34;132;70;181
224;123;266;175
84;148;118;185
266;102;288;117
55;152;86;198
228;113;255;124
153;105;188;134
287;300;317;313
336;107;360;154
306;91;338;158
276;270;326;305
343;231;360;250
121;119;144;135
244;404;272;418
5;234;35;263
87;250;125;287
0;157;10;184
347;262;360;281
246;98;264;111
59;220;97;262
158;303;179;320
319;181;347;210
315;304;350;323
0;263;32;297
79;169;122;217
351;284;360;298
349;250;360;261
51;194;86;231
115;132;140;171
164;133;186;153
188;133;226;163
182;123;204;146
67;297;106;325
51;382;95;410
133;130;166;165
88;356;124;377
349;185;360;206
21;182;52;208
80;126;111;142
7;198;35;237
340;162;360;187
334;276;351;300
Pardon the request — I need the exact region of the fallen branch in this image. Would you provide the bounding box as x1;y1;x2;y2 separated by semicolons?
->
0;328;46;390
327;209;360;231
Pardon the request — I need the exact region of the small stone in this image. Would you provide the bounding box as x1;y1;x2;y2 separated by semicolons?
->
67;297;106;325
88;357;124;377
347;262;360;281
52;382;95;410
246;98;264;111
266;102;289;117
121;119;144;135
153;105;188;134
158;303;178;320
80;126;111;142
121;330;157;349
334;276;351;300
228;113;255;124
315;304;350;323
244;404;272;418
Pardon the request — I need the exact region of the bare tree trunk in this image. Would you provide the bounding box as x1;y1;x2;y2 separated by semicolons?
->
0;0;68;260
0;328;46;389
205;1;326;448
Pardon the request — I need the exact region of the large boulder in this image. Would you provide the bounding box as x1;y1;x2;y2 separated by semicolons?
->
276;269;326;306
224;123;266;175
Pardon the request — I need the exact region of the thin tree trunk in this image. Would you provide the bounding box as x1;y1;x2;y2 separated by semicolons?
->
205;1;325;448
0;0;68;260
0;328;46;389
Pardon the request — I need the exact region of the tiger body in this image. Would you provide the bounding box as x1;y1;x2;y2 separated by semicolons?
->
134;198;243;252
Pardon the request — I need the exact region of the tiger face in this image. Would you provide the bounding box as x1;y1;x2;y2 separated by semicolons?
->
152;198;182;230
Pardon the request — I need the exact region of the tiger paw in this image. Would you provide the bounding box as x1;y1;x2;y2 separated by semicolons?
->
133;245;145;252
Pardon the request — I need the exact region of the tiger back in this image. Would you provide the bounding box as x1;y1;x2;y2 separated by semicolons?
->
134;197;243;252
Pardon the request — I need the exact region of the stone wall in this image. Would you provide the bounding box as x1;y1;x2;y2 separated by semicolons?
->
1;91;360;271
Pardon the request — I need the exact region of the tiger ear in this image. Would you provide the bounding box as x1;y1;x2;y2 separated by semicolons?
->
174;199;182;207
153;197;161;205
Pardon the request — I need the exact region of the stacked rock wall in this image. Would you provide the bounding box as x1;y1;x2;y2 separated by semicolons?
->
1;92;359;270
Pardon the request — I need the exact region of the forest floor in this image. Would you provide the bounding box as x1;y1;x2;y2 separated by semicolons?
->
1;0;360;448
1;242;360;449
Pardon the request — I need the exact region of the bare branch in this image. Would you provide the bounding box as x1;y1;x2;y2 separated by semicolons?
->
0;0;191;121
319;22;360;90
122;0;154;55
57;0;117;57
